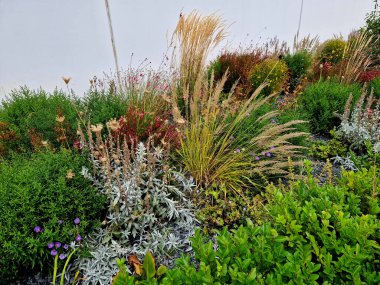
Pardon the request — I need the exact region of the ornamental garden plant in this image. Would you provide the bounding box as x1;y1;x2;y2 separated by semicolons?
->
1;4;380;285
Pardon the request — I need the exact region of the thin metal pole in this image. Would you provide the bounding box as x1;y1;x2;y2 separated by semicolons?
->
104;0;122;91
295;0;304;46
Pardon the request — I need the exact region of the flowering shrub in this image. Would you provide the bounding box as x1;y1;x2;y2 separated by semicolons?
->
318;38;346;64
75;132;195;284
249;58;288;96
0;150;106;282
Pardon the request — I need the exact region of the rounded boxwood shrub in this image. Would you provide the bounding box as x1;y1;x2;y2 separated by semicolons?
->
299;80;361;134
0;87;78;152
249;58;288;96
283;51;312;91
0;149;106;282
319;38;346;64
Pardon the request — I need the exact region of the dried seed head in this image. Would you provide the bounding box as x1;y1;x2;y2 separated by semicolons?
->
90;124;103;133
62;76;71;85
56;115;65;123
106;118;120;132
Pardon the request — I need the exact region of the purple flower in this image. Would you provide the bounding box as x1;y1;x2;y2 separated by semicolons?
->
75;234;82;242
55;242;61;248
51;249;58;256
261;151;266;156
47;242;54;249
235;148;241;153
34;226;42;233
255;156;260;161
58;220;63;225
59;254;66;260
74;218;80;225
266;152;271;157
270;146;275;150
63;244;69;250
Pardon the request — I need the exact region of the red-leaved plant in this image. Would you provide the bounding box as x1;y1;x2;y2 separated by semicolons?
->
112;106;180;149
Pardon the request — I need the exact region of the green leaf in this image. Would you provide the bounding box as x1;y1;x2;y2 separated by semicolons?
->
156;265;167;277
143;251;156;280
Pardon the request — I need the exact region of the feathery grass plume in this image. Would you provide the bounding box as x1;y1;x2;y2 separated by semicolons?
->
293;34;320;53
339;31;374;84
175;71;308;194
172;10;227;93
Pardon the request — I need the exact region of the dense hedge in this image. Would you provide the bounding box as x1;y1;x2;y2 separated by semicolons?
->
0;150;106;281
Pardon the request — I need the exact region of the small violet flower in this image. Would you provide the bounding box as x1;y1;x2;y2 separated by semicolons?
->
74;218;80;225
51;249;58;256
75;234;82;242
59;254;66;260
34;226;42;233
63;244;69;250
270;146;275;150
266;152;271;157
58;220;63;225
235;148;241;153
255;156;260;161
47;242;54;249
55;242;61;248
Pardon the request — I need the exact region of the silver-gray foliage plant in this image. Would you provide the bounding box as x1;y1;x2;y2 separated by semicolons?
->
74;141;196;285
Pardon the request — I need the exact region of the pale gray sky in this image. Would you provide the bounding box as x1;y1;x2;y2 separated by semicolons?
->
0;0;374;98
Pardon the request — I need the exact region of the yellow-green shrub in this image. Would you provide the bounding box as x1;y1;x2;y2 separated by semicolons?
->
319;38;346;64
249;58;288;96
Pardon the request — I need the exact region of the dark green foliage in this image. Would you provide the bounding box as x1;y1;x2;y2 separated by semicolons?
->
79;90;129;125
0;87;78;152
368;76;380;98
0;150;106;281
299;81;361;134
364;0;380;66
283;51;312;91
160;164;380;284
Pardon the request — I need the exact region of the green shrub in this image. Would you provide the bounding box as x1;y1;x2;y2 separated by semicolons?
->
158;164;380;284
79;90;129;125
276;107;310;147
283;51;312;91
299;80;361;134
249;58;288;96
0;150;106;281
0;87;78;152
368;76;380;98
319;39;346;64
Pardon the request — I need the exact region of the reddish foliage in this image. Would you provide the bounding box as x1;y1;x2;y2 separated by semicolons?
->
359;70;380;83
113;106;180;149
216;51;267;97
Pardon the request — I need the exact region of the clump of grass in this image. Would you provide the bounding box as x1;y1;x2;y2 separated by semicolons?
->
172;10;227;92
339;31;374;84
174;72;307;193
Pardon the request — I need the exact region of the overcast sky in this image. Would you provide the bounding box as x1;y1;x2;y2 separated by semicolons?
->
0;0;375;98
